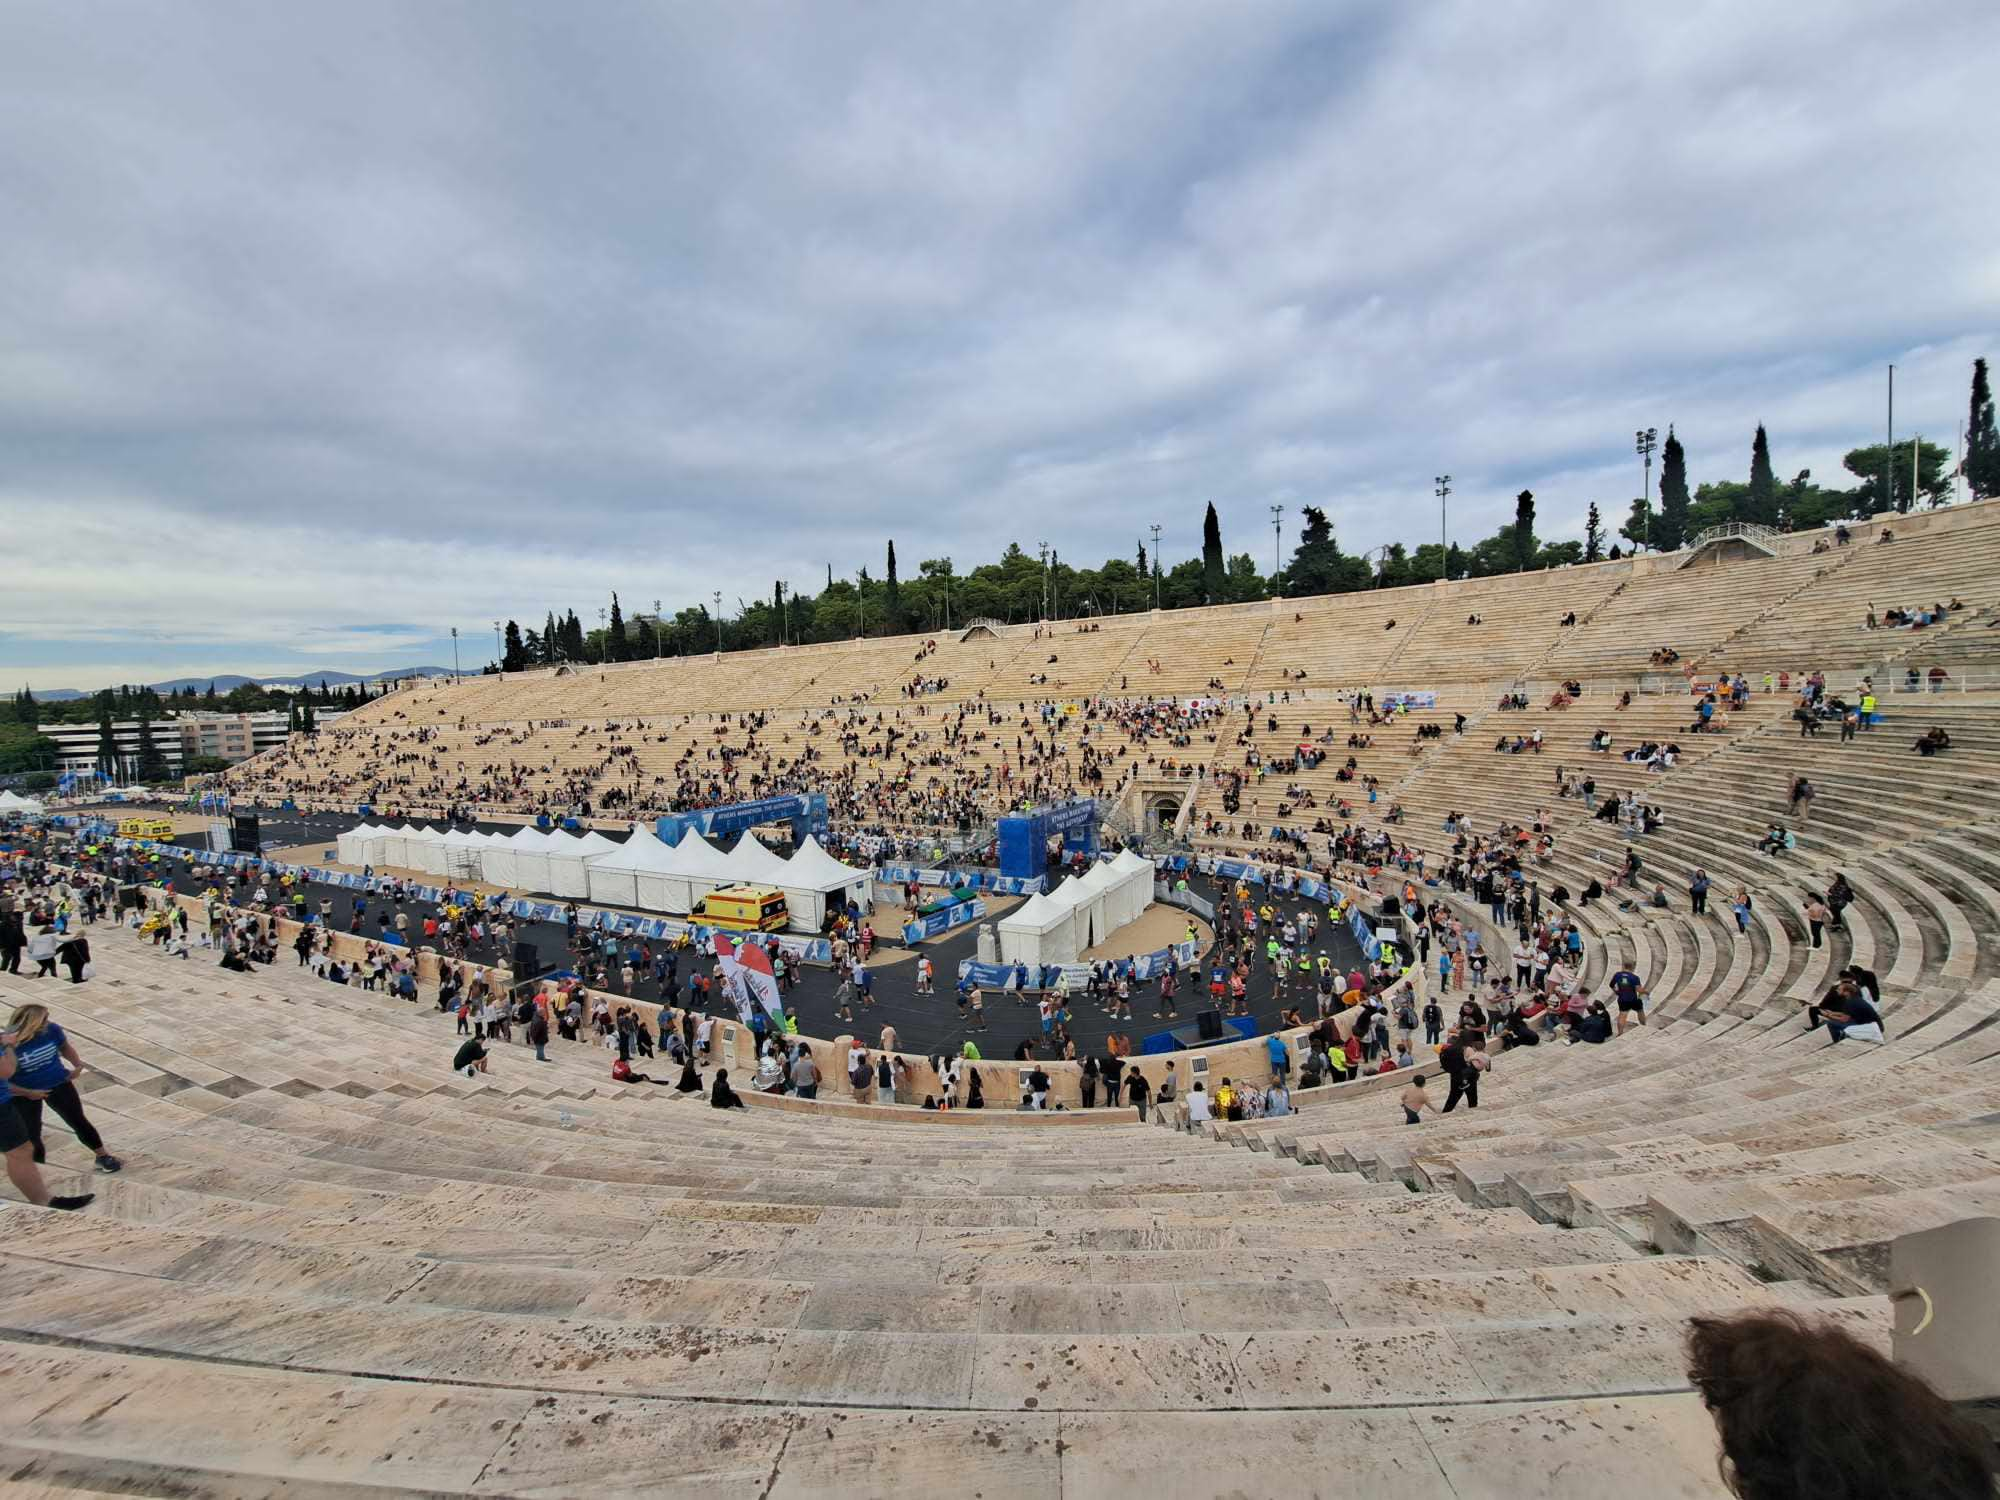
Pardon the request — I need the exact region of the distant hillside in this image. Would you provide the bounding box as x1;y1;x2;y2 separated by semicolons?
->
31;667;451;701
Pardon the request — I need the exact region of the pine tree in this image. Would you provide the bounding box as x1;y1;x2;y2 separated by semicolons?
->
1201;502;1224;603
607;594;626;661
884;541;901;631
1655;426;1691;549
1584;503;1605;562
301;701;316;734
1512;490;1537;570
502;620;526;671
1968;357;2000;500
1747;424;1777;525
563;611;585;661
1619;496;1653;551
1136;540;1148;579
543;611;560;663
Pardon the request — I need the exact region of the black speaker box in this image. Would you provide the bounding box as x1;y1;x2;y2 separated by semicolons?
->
1196;1008;1223;1041
511;940;540;977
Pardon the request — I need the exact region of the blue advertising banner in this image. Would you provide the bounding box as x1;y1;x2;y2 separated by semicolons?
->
900;898;986;946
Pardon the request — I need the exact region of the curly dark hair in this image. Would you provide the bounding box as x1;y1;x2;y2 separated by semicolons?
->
1686;1310;1997;1500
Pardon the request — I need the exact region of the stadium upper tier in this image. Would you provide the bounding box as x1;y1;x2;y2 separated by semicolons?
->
224;503;2000;825
350;505;2000;724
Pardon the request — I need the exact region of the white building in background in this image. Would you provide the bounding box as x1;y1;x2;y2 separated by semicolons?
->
38;709;346;780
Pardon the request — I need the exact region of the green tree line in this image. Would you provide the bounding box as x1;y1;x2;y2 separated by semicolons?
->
473;362;1998;666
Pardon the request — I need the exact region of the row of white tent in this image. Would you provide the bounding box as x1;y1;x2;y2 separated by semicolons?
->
332;821;871;933
0;789;46;815
996;849;1156;968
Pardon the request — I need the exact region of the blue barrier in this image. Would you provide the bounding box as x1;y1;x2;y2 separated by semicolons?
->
878;865;1044;896
900;898;985;946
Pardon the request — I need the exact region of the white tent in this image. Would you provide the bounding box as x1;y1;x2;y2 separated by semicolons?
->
440;828;490;883
548;829;618;898
715;834;795;888
371;823;419;868
997;889;1078;968
1078;858;1124;925
0;789;45;815
1045;874;1105;954
483;825;557;893
654;830;736;914
585;826;666;910
403;825;449;876
1109;848;1157;929
772;835;873;932
334;821;376;866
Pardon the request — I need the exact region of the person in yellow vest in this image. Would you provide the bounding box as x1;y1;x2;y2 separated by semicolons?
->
1859;690;1877;728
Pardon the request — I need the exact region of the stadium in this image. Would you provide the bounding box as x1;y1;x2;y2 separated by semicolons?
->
6;495;2000;1496
6;5;2000;1496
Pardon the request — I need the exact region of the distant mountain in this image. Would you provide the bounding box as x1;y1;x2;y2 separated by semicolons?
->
29;667;452;701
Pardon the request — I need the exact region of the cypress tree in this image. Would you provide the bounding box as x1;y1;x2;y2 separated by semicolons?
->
607;594;626;661
1584;502;1604;562
1512;490;1536;570
1968;357;2000;500
1748;424;1777;525
1201;502;1224;603
1656;426;1691;548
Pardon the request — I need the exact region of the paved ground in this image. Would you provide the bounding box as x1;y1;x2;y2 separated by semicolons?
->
78;801;1364;1061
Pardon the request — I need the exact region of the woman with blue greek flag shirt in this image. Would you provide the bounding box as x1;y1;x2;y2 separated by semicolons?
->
6;1004;121;1174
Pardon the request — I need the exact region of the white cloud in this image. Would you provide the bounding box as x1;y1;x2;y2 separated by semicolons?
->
0;0;1994;686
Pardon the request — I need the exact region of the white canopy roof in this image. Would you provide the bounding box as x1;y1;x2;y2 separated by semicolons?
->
658;829;735;879
0;790;44;812
565;830;618;856
587;826;669;872
506;825;557;849
780;835;870;893
997;891;1068;934
441;828;486;850
716;834;795;886
1078;860;1122;893
1043;875;1089;911
1111;848;1155;877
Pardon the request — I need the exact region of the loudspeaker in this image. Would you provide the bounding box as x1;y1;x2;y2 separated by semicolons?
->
1196;1008;1223;1041
511;940;540;978
229;814;261;853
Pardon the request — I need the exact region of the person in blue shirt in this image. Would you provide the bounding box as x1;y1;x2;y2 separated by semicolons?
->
0;1013;97;1212
1265;1033;1290;1086
5;1005;120;1172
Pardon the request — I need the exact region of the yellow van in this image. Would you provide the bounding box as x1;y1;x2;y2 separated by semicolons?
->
117;816;176;840
700;885;789;932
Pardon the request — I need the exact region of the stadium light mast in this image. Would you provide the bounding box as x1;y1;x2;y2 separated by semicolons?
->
1149;523;1162;610
1885;364;1895;514
1268;505;1283;592
653;598;663;655
713;591;724;651
1635;429;1658;549
450;626;460;680
1433;477;1450;580
491;620;502;666
1037;541;1049;621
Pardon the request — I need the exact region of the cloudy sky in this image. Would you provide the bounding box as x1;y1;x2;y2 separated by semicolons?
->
2;1;1994;689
